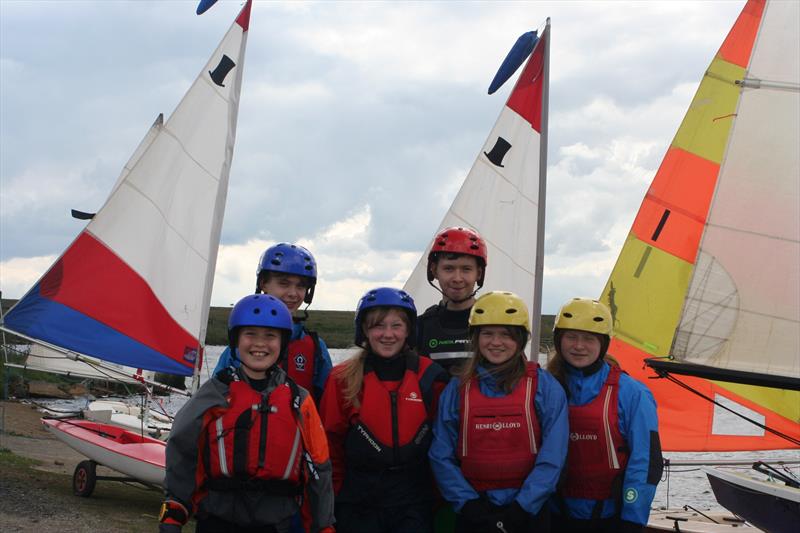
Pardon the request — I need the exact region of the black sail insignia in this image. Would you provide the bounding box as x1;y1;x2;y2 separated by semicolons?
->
483;137;512;167
209;54;236;87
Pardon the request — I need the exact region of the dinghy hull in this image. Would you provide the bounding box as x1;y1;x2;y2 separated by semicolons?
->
42;418;165;486
705;467;800;533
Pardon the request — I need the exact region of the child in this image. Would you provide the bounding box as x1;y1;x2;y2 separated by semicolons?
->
159;294;335;533
429;291;568;533
417;227;488;376
214;243;333;403
546;297;662;533
319;287;449;533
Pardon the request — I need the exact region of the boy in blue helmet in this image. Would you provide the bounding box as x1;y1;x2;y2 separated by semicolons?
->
214;243;333;404
159;295;335;533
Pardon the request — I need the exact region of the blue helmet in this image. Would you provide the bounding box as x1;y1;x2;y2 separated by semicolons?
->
354;287;417;348
227;294;293;352
256;243;318;304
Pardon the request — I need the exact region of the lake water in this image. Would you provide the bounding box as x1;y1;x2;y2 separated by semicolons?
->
34;346;800;513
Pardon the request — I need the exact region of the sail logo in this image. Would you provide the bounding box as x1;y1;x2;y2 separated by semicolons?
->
293;354;307;372
570;432;598;442
475;421;521;431
183;347;198;363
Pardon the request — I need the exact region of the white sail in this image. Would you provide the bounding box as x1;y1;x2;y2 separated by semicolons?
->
1;2;253;379
8;343;154;385
404;24;550;348
672;0;800;380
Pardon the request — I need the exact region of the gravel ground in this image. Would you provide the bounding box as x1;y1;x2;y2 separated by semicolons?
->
0;400;166;532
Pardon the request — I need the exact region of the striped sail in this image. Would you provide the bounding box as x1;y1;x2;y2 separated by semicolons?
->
602;0;799;451
404;22;550;349
1;2;253;377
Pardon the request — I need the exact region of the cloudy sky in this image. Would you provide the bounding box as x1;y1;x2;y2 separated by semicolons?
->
0;0;744;313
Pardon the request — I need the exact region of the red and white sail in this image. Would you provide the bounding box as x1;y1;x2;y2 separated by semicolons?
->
1;1;253;377
404;22;550;349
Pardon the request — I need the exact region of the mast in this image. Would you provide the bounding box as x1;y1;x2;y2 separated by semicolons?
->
530;18;550;359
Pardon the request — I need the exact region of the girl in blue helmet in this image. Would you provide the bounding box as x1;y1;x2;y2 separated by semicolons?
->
159;295;335;533
318;287;450;533
213;243;333;404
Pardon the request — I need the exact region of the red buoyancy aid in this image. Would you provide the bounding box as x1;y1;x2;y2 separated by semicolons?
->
205;378;304;492
344;354;438;470
282;332;317;393
563;365;629;500
457;362;542;491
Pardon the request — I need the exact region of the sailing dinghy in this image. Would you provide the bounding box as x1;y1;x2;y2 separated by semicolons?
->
1;0;253;494
598;0;799;530
404;20;550;351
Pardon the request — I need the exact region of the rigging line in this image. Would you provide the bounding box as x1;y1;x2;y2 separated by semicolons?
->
655;371;800;447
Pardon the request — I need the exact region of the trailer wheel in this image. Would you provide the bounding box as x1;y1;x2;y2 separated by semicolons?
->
73;460;97;497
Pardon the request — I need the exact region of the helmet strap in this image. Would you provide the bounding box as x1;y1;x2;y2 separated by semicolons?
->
426;279;479;307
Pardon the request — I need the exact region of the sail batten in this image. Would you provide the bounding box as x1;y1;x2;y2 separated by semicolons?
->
1;1;252;378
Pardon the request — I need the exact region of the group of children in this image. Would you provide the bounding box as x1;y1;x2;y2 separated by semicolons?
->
159;227;663;533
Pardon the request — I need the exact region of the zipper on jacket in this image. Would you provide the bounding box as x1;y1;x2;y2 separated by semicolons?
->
390;390;399;465
258;393;270;469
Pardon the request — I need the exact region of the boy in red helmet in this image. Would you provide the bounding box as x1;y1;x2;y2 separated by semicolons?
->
417;226;487;376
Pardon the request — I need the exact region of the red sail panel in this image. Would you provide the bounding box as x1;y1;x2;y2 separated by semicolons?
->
41;232;199;368
718;0;765;68
506;31;545;132
631;147;718;264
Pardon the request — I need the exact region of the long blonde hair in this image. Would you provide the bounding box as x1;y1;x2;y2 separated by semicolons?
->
338;306;412;408
458;326;529;394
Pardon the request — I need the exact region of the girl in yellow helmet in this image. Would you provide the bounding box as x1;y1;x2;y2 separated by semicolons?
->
546;297;663;533
429;291;568;533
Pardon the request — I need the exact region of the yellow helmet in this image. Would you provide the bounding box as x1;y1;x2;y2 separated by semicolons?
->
469;291;531;332
553;297;612;336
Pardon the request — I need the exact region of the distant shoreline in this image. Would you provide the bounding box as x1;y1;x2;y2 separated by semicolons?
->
1;299;555;350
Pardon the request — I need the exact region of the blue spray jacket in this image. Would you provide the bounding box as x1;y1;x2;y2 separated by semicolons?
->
213;322;333;401
549;360;662;526
429;365;568;515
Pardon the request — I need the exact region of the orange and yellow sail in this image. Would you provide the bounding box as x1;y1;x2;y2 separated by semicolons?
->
602;0;800;451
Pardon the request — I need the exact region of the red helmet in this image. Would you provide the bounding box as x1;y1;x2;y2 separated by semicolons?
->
426;226;487;287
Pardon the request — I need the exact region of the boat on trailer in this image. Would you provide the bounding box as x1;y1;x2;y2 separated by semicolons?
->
42;418;166;494
1;0;253;496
